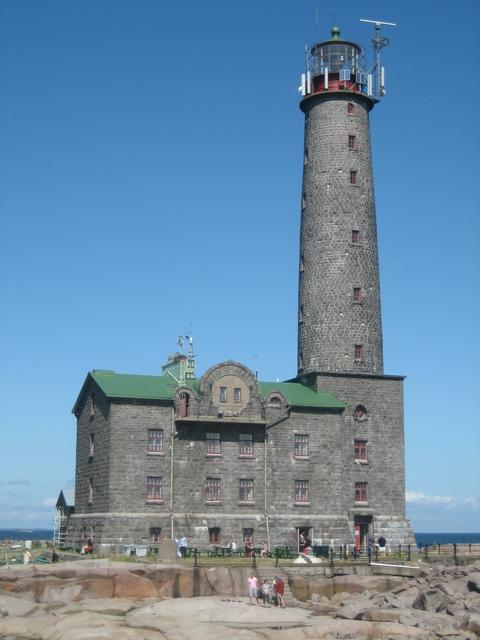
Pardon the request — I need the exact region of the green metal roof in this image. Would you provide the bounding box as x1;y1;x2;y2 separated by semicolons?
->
258;381;345;409
76;370;345;411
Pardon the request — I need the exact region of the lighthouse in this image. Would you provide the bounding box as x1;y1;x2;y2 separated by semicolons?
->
298;26;386;375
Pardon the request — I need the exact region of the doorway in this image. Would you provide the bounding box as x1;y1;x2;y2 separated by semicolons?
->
296;526;313;552
354;515;372;552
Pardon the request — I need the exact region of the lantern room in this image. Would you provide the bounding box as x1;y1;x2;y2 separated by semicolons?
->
300;26;371;98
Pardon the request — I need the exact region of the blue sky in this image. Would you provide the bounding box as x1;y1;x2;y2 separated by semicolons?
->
1;0;479;533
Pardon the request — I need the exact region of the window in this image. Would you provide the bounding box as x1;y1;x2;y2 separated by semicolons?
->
299;304;303;323
89;433;95;457
295;480;309;503
206;432;221;455
243;528;253;542
300;254;305;272
301;192;306;209
89;395;95;419
177;392;190;417
147;429;163;453
355;482;368;502
239;479;254;502
239;433;253;456
354;439;367;461
209;527;221;544
219;386;227;402
147;476;163;501
348;135;356;150
294;434;309;458
150;527;162;543
352;229;360;244
233;387;241;403
353;287;361;303
206;478;221;502
350;170;357;185
354;405;368;421
304;147;308;165
354;344;364;361
88;478;93;505
347;102;355;115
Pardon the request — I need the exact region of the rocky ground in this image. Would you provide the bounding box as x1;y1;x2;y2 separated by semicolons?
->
0;559;478;639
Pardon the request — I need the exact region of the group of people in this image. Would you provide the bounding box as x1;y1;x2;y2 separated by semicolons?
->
367;535;387;557
174;533;188;558
247;573;285;608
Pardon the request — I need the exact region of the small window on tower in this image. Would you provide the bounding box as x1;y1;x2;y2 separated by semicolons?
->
350;170;357;185
88;478;93;505
89;433;95;458
353;287;361;303
354;344;364;361
304;147;308;165
301;193;306;209
233;387;241;403
352;229;360;244
347;102;355;115
219;386;227;403
354;439;368;461
299;304;304;323
348;135;356;150
300;255;305;272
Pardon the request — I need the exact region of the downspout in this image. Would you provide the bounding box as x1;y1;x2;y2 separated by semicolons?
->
264;406;290;551
264;422;270;551
170;407;175;539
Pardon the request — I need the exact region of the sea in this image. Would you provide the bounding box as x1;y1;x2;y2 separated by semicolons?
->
1;529;480;545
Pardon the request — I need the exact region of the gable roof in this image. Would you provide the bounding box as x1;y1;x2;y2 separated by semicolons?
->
73;369;345;413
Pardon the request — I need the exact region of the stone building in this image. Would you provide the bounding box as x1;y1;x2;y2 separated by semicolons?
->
67;27;414;552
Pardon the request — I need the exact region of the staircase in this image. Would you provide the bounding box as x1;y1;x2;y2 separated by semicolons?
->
256;565;296;606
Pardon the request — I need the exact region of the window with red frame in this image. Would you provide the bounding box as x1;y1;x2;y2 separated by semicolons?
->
150;527;162;543
354;344;364;361
239;479;254;502
206;478;221;502
348;134;356;149
147;429;163;453
347;102;355;114
353;287;361;303
354;440;367;461
352;229;360;244
209;527;221;544
350;170;357;185
294;434;309;457
147;476;162;501
355;482;368;502
206;432;221;455
295;480;309;503
239;433;253;456
233;387;241;402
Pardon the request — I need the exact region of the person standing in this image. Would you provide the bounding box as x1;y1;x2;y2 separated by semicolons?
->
179;533;188;558
378;535;387;558
260;579;270;606
273;576;285;608
247;572;259;606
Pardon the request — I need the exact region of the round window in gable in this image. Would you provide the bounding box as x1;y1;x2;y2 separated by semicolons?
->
354;405;368;421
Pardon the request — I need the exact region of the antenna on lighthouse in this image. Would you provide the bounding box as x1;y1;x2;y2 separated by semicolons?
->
360;18;396;98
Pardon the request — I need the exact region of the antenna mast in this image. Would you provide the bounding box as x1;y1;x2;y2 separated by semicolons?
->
360;18;396;97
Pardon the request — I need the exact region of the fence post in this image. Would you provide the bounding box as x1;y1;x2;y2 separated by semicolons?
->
398;544;402;558
425;544;429;559
469;543;472;555
343;544;347;560
194;548;198;568
438;544;441;555
330;547;334;568
367;545;371;565
407;544;411;561
275;548;279;568
252;550;257;568
453;543;457;559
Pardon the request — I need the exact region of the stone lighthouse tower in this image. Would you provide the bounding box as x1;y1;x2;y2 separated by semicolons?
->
298;26;383;376
296;25;415;547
